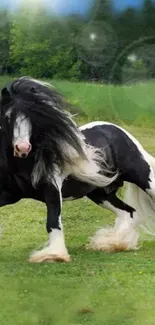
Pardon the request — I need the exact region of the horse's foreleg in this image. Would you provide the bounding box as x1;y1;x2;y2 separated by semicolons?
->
29;174;70;263
87;190;140;252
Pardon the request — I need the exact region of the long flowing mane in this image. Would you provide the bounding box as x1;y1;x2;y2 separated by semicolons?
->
0;77;117;187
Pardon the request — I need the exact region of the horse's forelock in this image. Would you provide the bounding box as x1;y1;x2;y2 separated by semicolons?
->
3;77;68;126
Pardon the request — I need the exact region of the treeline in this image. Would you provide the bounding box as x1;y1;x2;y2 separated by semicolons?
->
1;0;155;83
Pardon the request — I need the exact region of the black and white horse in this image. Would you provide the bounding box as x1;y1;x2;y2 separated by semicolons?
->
0;76;155;263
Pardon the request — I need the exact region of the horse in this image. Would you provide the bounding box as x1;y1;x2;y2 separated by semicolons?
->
0;76;155;263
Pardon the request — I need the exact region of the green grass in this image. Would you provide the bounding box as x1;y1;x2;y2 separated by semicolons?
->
1;128;155;325
1;76;155;324
1;76;155;125
51;79;155;126
2;177;155;325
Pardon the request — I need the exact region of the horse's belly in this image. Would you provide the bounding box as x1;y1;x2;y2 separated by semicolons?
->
62;177;95;200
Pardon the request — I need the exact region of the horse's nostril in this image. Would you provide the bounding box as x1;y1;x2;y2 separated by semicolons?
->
15;144;20;152
21;153;27;158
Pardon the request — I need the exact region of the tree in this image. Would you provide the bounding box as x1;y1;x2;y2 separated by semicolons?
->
10;5;84;79
141;0;155;35
0;10;11;74
5;0;155;82
78;0;118;82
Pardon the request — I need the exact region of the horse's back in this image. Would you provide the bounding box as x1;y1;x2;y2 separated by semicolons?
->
80;121;139;164
80;122;150;186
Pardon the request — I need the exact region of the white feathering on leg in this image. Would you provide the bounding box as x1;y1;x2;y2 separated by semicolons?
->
29;229;70;263
87;202;140;252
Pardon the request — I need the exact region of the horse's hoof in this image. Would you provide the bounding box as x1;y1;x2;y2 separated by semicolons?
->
29;250;71;263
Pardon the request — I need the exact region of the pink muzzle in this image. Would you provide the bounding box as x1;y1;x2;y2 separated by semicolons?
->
14;141;32;158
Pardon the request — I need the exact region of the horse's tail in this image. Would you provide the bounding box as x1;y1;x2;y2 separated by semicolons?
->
124;152;155;236
66;145;118;188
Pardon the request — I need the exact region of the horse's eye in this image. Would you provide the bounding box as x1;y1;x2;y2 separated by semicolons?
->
30;87;36;93
5;115;10;122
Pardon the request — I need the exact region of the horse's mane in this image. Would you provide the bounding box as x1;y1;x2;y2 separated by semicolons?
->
0;77;87;180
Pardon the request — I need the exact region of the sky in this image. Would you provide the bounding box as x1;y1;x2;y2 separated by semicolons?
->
0;0;146;14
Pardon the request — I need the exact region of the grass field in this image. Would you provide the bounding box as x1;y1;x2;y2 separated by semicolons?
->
52;79;155;126
1;75;155;125
1;76;155;324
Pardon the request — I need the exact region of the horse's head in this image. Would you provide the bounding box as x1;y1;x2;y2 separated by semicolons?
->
0;77;44;158
0;77;67;158
0;92;32;158
0;76;85;165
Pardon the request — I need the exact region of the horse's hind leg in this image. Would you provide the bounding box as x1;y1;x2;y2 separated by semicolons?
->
86;189;140;252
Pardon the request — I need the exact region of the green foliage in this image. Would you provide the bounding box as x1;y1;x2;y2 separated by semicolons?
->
0;10;10;73
1;0;155;81
10;5;83;79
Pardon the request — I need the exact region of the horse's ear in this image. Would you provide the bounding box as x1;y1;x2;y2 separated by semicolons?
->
1;87;11;103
